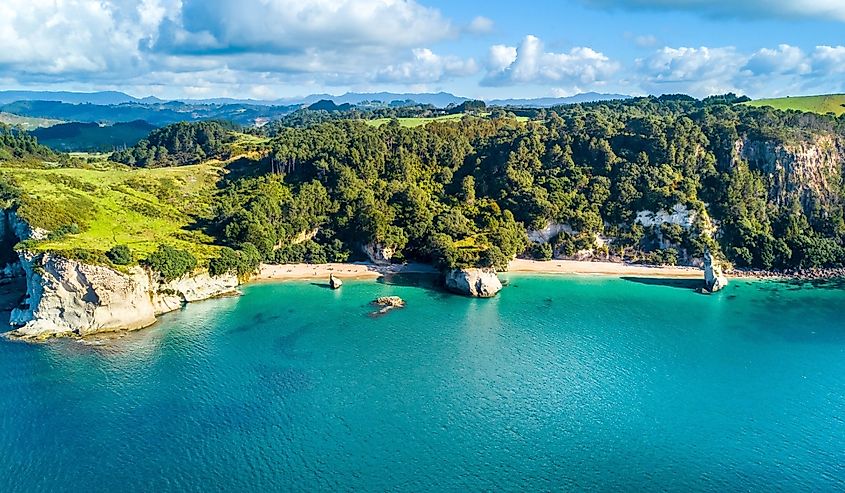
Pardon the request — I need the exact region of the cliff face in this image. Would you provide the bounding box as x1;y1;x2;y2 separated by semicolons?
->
1;209;239;340
735;134;844;212
7;253;238;340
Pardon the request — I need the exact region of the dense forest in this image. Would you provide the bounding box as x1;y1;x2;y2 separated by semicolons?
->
200;95;845;272
3;95;845;275
111;121;236;167
0;123;56;162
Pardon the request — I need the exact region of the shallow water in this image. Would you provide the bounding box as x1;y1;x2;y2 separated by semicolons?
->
1;275;844;492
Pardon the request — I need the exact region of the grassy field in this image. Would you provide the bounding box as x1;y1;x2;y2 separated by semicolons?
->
2;163;225;262
0;112;64;130
363;113;530;128
744;94;845;116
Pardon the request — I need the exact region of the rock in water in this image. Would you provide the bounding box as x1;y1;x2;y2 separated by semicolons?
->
445;268;503;298
703;250;729;293
374;296;405;308
329;274;343;290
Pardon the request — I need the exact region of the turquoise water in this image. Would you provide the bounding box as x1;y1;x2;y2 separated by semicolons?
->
2;275;845;492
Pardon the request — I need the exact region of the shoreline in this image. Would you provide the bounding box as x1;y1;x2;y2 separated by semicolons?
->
253;259;708;282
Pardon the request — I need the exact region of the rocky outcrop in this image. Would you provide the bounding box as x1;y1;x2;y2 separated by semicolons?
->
329;273;343;289
445;268;503;298
703;250;728;293
527;222;574;244
361;242;394;265
7;252;238;340
635;204;697;230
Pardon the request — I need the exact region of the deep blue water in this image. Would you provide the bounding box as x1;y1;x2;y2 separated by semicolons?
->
2;275;845;492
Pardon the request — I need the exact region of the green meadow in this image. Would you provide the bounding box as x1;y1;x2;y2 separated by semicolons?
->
2;163;225;261
744;94;845;116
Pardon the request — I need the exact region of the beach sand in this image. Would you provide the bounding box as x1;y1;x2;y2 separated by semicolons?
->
255;259;704;281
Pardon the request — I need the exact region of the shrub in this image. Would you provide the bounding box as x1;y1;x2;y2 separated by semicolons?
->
106;244;132;265
143;244;197;281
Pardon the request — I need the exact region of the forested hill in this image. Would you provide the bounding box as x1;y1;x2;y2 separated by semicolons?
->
0;123;56;162
206;95;845;272
3;94;845;276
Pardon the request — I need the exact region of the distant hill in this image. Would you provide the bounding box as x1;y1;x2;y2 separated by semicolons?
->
30;120;156;152
307;100;354;112
744;94;845;116
288;92;468;108
0;90;138;105
489;92;632;108
0;100;298;126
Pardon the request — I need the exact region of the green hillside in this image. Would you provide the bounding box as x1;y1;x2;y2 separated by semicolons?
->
3;163;224;262
744;94;845;116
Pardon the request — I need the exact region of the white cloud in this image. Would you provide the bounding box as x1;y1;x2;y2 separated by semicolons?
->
467;16;495;34
482;35;619;87
637;46;744;96
376;49;479;83
743;45;811;76
812;45;845;74
582;0;845;22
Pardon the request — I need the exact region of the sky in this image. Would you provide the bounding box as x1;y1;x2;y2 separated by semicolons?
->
1;0;845;101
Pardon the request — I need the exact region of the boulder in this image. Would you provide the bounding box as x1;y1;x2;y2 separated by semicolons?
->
445;268;502;298
329;273;343;290
703;250;729;293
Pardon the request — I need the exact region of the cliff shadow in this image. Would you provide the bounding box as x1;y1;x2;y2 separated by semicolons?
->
620;276;703;291
375;272;449;297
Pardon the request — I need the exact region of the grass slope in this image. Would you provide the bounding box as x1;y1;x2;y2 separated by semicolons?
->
744;94;845;116
0;112;64;130
3;163;224;262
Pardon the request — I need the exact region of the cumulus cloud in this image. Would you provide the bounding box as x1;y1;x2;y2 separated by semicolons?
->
0;0;459;96
581;0;845;22
635;43;845;97
376;49;479;83
637;46;744;96
482;35;619;87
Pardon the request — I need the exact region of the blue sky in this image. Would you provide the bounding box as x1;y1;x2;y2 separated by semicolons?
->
1;0;844;100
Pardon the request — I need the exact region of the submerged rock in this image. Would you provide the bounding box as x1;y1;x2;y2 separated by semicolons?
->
703;250;729;293
329;273;343;290
445;268;502;298
371;296;405;316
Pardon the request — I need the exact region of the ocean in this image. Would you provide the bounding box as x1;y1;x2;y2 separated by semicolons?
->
2;274;844;491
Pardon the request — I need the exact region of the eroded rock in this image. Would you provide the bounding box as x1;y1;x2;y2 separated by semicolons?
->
445;268;502;298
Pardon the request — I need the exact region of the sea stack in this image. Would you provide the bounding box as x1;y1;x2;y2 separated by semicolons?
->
329;273;343;290
703;250;729;293
445;268;503;298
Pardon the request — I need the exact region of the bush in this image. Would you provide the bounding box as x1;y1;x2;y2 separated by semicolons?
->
106;244;133;265
208;243;262;278
143;244;197;281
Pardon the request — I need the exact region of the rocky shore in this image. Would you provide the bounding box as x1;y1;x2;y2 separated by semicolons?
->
728;267;845;281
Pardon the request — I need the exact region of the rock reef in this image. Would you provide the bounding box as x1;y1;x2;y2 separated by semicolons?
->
445;268;503;298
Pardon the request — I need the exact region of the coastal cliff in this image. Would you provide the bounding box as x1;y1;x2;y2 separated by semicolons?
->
1;210;238;340
7;252;238;340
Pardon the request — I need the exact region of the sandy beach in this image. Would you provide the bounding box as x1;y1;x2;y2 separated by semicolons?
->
255;259;705;281
506;259;703;278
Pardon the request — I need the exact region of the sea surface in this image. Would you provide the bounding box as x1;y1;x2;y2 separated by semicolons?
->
1;274;845;492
